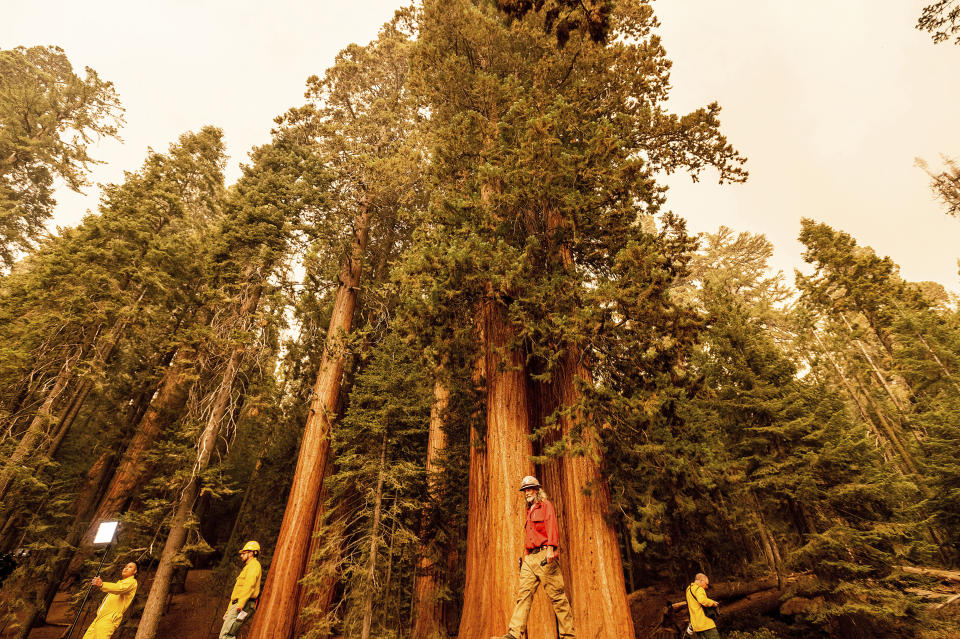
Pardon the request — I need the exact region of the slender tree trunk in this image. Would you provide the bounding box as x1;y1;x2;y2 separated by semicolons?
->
64;347;196;582
0;355;77;502
750;492;783;588
813;333;911;473
851;371;920;475
0;451;115;639
411;374;450;639
135;287;260;639
914;332;960;393
839;313;909;412
457;299;555;639
248;198;371;639
360;437;389;639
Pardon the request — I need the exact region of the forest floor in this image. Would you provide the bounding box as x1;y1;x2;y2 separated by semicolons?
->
28;569;225;639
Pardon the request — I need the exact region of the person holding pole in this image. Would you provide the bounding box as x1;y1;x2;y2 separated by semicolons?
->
219;540;262;639
81;562;138;639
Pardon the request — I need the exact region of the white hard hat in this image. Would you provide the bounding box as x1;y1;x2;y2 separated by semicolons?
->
519;475;541;491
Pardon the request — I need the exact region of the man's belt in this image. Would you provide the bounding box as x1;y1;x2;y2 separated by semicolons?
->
527;545;551;555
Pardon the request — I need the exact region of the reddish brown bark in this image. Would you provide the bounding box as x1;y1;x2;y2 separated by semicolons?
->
533;208;635;639
134;348;245;639
457;300;555;639
248;200;371;639
411;375;450;639
537;348;635;639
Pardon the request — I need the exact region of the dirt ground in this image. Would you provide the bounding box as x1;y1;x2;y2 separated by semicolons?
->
28;569;226;639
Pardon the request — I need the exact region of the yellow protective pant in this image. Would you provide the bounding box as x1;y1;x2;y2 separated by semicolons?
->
81;612;122;639
507;553;576;639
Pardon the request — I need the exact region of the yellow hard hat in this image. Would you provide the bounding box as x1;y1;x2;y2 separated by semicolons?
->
239;541;260;554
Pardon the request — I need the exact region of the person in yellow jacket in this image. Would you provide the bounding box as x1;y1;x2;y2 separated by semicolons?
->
81;561;138;639
686;573;720;638
219;541;262;639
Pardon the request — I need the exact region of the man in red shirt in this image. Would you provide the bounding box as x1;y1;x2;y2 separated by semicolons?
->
500;475;577;639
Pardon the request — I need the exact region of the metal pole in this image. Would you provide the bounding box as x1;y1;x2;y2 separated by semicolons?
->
62;542;111;639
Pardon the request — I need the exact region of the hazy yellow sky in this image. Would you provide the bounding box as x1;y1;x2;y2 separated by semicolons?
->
4;1;959;289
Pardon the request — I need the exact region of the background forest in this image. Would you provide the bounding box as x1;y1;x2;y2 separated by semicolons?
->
1;2;960;639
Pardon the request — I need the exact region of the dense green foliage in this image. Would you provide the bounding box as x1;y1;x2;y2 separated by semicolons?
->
1;4;959;639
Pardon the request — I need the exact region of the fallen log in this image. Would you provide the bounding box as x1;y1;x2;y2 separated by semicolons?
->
897;565;960;585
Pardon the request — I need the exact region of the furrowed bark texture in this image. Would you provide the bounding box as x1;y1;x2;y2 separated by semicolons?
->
538;348;635;639
248;200;371;639
457;300;555;639
411;375;450;639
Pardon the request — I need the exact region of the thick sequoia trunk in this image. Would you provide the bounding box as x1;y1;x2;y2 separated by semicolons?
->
457;300;555;639
411;375;450;639
531;207;635;639
248;199;371;639
135;288;260;639
537;348;635;639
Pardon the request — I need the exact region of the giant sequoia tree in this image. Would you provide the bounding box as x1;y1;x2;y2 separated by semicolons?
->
410;1;745;638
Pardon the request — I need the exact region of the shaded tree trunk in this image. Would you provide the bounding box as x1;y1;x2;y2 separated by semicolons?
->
64;347;196;582
134;286;260;639
360;437;388;639
248;198;371;639
0;354;78;501
0;451;116;639
411;374;450;639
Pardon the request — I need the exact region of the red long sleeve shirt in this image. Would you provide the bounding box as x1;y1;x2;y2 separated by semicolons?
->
524;499;560;551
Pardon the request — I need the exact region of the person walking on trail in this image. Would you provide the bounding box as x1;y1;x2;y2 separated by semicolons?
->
686;573;720;638
220;540;262;639
500;475;577;639
81;561;138;639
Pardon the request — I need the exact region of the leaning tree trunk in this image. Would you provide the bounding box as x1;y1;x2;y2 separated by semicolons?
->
360;437;389;639
0;451;115;639
0;355;77;502
63;346;197;583
248;199;371;639
411;374;450;639
456;299;556;639
135;287;260;639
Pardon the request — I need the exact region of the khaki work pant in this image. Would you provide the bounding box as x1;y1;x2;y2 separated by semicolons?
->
507;552;576;638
